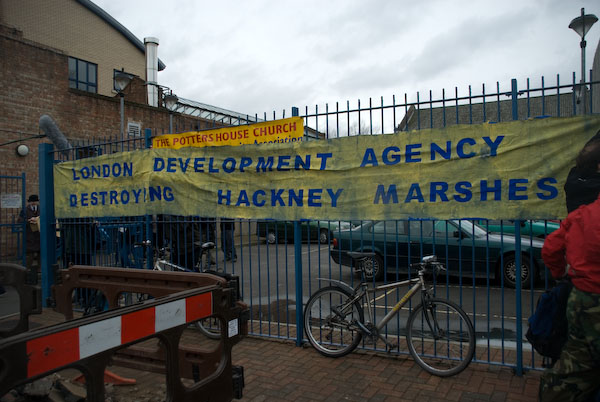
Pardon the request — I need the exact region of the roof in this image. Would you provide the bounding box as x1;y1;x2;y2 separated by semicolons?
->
175;97;263;125
175;97;324;139
77;0;166;71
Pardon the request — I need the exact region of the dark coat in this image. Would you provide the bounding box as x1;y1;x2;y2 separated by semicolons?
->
21;205;40;252
564;168;600;213
564;132;600;213
62;218;95;255
220;218;235;231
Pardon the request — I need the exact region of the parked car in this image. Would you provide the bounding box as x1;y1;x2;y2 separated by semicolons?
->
330;220;545;288
472;219;559;238
256;220;359;244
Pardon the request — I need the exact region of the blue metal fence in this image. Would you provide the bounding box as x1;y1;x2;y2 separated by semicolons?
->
38;75;598;375
0;173;26;266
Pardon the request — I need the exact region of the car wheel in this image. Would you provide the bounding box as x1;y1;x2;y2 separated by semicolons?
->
266;231;276;244
360;254;384;281
319;229;329;244
502;254;532;288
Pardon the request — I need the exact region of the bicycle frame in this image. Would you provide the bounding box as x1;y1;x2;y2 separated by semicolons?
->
135;239;215;273
318;272;427;347
154;258;191;272
306;257;474;376
365;277;423;332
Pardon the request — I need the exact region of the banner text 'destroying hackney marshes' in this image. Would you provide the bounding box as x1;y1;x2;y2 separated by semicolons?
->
152;117;304;149
54;115;600;221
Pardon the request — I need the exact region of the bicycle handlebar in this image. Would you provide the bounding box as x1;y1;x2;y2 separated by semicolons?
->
410;256;446;277
134;240;215;251
133;240;152;247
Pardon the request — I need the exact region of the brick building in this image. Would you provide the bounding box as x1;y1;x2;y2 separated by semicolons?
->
0;0;243;198
0;0;287;262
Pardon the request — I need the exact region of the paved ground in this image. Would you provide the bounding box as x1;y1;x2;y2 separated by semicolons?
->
5;308;543;402
232;337;541;402
102;335;541;402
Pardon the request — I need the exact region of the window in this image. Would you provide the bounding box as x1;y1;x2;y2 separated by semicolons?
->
372;221;406;235
433;220;453;236
409;220;434;237
68;57;97;93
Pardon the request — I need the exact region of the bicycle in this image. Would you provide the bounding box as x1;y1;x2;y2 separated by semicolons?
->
134;240;222;339
304;253;475;377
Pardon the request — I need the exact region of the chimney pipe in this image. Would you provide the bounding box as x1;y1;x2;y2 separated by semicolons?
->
144;37;159;107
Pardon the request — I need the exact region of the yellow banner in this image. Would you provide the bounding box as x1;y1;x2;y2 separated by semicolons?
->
152;117;304;149
54;115;600;220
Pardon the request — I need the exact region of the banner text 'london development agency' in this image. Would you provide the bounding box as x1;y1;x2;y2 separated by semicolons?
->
54;115;600;220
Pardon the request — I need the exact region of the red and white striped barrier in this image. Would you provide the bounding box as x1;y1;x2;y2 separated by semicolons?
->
25;292;212;378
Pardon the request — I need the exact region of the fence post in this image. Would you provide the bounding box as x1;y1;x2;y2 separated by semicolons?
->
145;128;153;149
292;107;304;346
20;172;27;267
511;78;524;376
39;143;56;307
144;128;153;269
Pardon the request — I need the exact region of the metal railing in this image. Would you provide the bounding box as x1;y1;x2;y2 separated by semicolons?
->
0;174;26;266
37;75;599;376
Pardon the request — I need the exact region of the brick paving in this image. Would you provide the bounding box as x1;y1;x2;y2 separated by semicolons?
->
16;309;542;402
232;337;541;402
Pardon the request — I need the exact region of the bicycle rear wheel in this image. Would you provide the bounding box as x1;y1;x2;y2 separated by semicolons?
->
304;286;364;357
406;298;475;377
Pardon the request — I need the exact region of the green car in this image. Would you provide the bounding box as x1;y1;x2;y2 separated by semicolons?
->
256;220;359;244
472;220;559;238
330;220;545;288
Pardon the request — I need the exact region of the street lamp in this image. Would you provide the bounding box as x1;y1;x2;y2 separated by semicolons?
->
569;8;598;114
115;70;132;150
163;92;178;133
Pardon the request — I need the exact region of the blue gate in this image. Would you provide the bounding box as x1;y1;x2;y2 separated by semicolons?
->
0;173;26;267
37;75;598;375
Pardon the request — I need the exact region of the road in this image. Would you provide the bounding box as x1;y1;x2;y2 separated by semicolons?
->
217;241;546;344
0;241;545;344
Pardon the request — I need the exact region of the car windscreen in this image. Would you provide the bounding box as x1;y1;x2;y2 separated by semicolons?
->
450;220;488;237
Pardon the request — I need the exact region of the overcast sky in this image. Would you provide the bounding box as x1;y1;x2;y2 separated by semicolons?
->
93;0;599;123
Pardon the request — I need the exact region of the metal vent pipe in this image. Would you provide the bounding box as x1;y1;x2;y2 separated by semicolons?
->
144;37;159;107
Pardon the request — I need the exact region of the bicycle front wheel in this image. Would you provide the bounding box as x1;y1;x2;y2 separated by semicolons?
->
304;286;364;357
195;316;221;339
406;298;475;377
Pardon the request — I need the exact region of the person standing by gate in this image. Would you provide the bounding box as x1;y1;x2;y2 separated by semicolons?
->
539;140;600;402
175;216;201;271
20;194;40;283
220;218;237;262
200;217;217;265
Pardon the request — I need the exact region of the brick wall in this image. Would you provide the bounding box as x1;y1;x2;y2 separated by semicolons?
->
0;25;214;198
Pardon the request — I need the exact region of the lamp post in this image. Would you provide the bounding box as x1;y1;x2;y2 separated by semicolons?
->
114;70;132;151
163;92;178;133
569;8;598;114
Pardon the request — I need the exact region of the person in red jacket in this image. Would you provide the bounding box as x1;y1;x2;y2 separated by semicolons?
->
539;140;600;402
